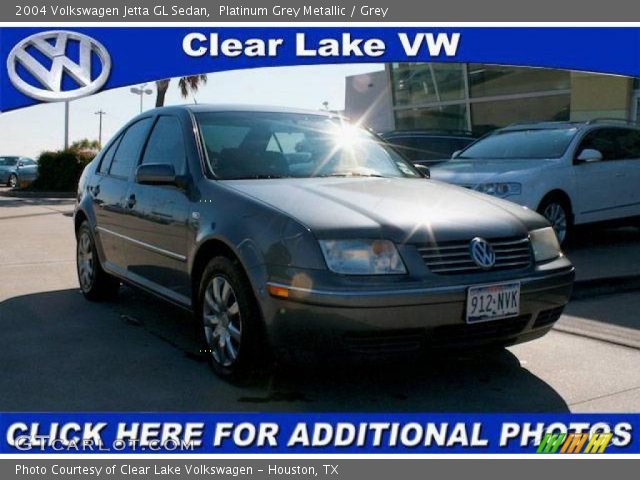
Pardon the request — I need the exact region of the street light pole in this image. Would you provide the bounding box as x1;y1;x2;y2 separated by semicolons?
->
95;110;106;146
64;101;69;150
130;83;153;113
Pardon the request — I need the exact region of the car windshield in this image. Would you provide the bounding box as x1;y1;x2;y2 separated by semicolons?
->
196;112;421;180
457;128;578;160
0;157;18;166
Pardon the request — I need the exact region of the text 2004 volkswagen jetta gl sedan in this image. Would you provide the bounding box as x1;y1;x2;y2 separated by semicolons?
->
74;105;574;378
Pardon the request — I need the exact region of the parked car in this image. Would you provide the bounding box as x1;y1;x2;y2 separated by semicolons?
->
380;130;476;167
0;156;38;188
74;105;574;379
430;119;640;244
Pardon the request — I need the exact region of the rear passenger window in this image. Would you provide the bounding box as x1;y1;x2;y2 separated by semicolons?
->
98;137;121;174
141;116;186;174
109;118;153;178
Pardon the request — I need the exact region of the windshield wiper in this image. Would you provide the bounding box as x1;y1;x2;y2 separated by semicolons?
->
317;172;388;178
232;174;289;179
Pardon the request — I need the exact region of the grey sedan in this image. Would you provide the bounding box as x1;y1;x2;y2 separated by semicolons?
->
74;105;574;379
0;156;37;188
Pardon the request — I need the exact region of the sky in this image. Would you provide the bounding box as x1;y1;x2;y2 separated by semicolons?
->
0;63;384;159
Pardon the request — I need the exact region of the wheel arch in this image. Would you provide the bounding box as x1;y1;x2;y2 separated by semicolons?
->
538;189;574;221
74;209;89;238
190;237;262;308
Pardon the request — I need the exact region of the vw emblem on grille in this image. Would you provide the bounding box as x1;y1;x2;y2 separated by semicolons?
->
470;237;496;269
7;30;111;102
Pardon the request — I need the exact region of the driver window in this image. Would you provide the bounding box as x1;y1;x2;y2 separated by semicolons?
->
578;129;618;161
142;116;187;174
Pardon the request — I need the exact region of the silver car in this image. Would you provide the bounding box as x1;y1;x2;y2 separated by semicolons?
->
74;105;575;379
0;156;37;188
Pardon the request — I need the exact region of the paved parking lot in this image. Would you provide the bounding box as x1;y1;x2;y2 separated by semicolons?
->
1;191;640;412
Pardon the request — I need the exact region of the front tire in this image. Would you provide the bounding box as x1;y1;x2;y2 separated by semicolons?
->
76;221;120;301
538;197;571;246
8;173;18;188
197;256;265;380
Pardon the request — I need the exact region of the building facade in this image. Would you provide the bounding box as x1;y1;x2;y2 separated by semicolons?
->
344;69;395;132
387;63;640;135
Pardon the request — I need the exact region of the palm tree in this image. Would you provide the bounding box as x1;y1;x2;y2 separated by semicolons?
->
155;75;208;107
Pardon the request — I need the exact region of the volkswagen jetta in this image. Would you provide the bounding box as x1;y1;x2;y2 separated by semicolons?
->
74;105;574;378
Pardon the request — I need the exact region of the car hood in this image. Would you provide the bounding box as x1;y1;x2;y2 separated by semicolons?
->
430;158;556;185
224;177;547;244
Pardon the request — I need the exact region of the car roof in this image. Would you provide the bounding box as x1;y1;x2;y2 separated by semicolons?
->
381;129;476;138
500;119;640;132
146;104;341;117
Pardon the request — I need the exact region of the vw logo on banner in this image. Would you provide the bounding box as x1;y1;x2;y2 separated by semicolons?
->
6;30;111;102
470;237;496;269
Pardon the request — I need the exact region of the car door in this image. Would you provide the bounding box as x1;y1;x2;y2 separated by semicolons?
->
17;158;38;182
91;118;153;273
612;128;640;218
571;127;632;224
120;115;191;303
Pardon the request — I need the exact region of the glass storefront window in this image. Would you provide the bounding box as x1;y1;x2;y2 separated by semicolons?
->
391;63;465;106
468;64;570;98
395;104;468;131
471;94;570;135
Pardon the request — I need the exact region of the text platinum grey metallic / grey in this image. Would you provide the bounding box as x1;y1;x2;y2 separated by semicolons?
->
74;105;574;379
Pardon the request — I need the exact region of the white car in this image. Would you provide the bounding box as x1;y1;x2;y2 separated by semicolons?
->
430;120;640;244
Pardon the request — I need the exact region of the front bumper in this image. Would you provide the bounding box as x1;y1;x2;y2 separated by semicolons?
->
258;260;575;356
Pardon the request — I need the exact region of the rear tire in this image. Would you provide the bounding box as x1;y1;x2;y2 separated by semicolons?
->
8;174;18;188
76;221;120;301
197;256;266;381
537;196;572;246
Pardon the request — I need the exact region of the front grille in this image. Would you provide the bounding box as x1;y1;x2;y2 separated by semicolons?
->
343;330;425;354
533;306;565;328
418;236;532;275
429;315;531;347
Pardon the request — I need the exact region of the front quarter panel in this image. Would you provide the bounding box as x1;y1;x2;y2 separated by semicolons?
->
189;179;326;282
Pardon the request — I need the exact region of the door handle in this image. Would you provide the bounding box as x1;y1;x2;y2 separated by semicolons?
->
126;194;136;209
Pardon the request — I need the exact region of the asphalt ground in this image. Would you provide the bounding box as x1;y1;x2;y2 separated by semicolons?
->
1;192;639;412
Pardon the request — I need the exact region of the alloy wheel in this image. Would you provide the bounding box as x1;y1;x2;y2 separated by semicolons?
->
202;276;242;367
542;202;567;244
8;174;17;188
77;230;95;291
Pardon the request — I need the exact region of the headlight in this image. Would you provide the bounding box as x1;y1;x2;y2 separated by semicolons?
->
475;182;521;198
319;239;407;275
530;227;562;262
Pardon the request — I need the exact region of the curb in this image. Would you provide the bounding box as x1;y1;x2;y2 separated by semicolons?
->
0;190;75;199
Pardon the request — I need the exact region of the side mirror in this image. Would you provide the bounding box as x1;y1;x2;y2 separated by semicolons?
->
451;150;462;159
415;164;430;178
576;148;603;163
135;163;177;186
17;162;24;168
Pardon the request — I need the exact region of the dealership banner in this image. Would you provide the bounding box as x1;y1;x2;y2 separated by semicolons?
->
1;26;639;111
0;413;637;454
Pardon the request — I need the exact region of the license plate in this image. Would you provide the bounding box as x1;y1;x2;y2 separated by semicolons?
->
466;282;520;323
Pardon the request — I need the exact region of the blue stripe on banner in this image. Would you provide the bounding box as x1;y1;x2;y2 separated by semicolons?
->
0;413;637;454
0;27;639;111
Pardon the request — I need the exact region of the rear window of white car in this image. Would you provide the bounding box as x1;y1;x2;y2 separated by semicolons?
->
458;128;578;160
